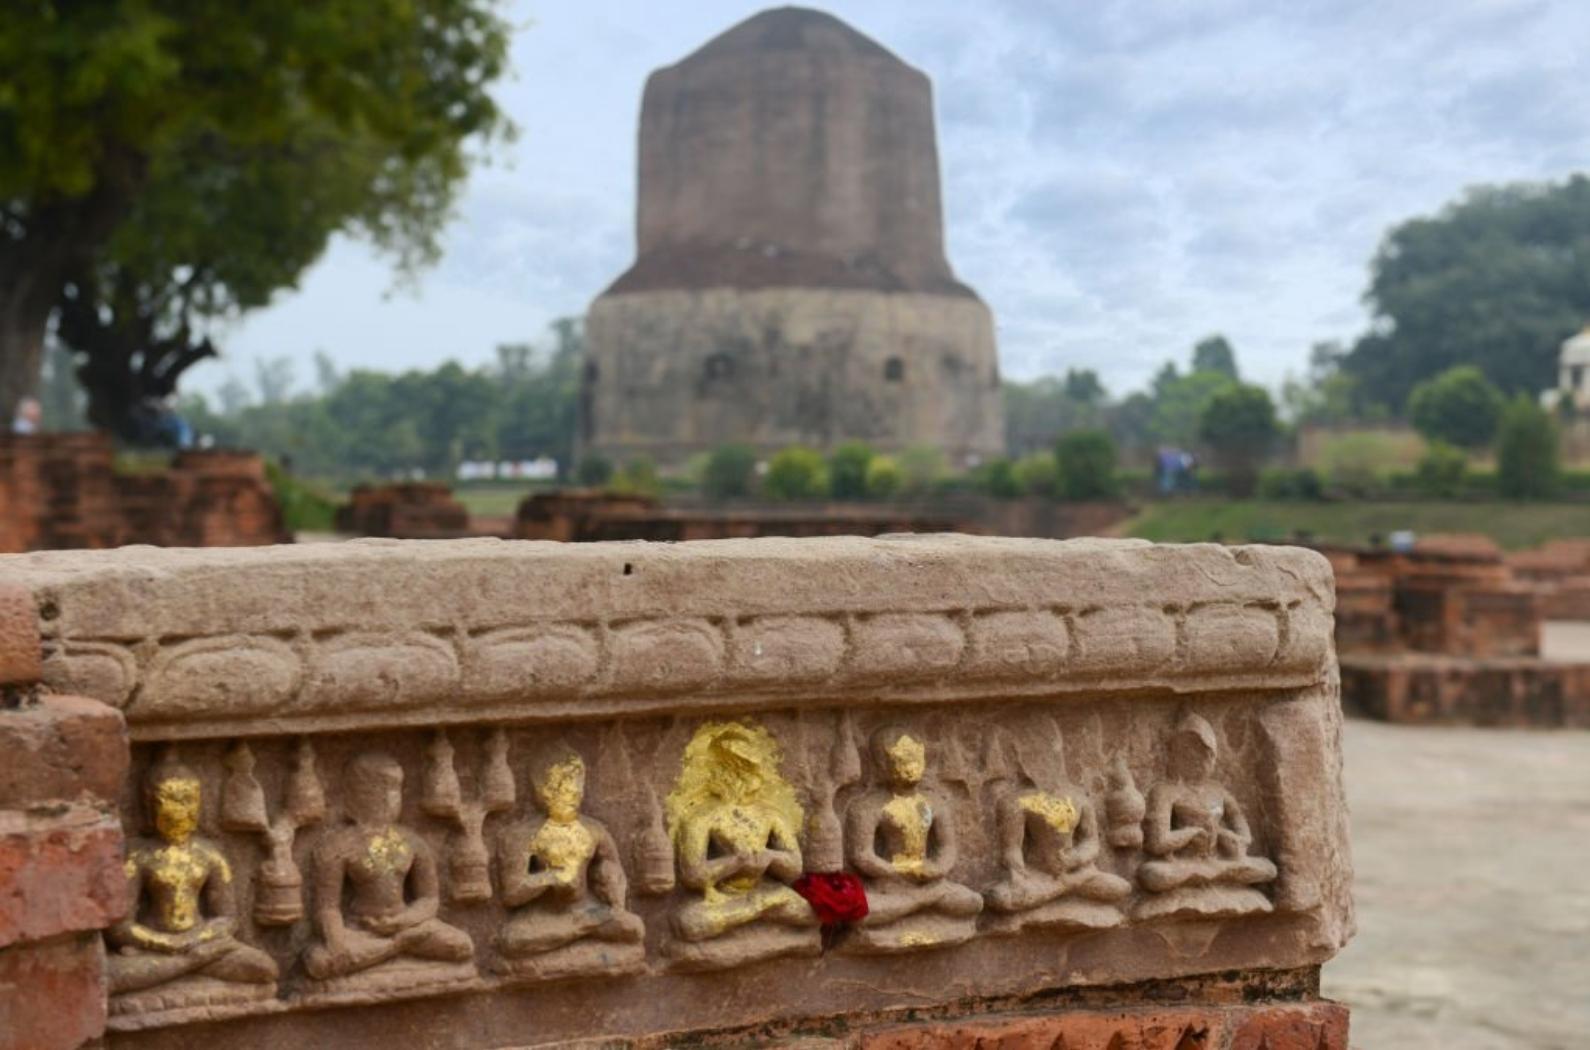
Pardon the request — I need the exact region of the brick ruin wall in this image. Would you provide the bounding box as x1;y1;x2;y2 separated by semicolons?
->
0;536;1351;1048
336;483;472;539
0;434;286;553
1328;538;1590;726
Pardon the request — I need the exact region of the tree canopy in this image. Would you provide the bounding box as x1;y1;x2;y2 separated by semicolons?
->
1191;335;1239;379
1406;365;1505;449
0;0;512;430
1495;395;1559;500
1198;384;1279;496
1341;175;1590;410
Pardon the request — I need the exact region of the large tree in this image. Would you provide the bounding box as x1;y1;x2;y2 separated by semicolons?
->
0;1;511;430
1342;175;1590;411
1191;335;1239;379
1198;384;1279;497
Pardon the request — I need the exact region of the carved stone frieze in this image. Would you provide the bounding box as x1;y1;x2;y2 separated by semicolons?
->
0;536;1349;1046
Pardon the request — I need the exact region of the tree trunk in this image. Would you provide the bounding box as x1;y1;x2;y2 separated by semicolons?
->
0;146;146;423
0;281;56;425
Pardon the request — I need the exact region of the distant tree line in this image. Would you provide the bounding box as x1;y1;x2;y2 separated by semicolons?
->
180;320;582;481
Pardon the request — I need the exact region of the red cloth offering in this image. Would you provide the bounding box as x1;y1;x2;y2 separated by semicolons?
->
793;872;869;926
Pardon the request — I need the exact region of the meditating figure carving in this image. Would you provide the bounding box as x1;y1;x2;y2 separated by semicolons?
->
107;759;277;1017
844;726;982;953
302;752;476;994
984;725;1131;933
1134;713;1277;921
494;744;644;979
663;721;820;969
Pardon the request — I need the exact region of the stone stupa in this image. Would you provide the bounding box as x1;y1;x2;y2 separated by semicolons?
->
581;6;1004;468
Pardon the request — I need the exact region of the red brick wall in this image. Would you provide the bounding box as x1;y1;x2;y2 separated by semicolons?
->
0;582;129;1050
0;436;285;552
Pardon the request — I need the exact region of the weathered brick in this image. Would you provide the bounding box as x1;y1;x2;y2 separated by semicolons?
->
0;805;125;949
1229;1000;1349;1050
0;933;108;1050
859;1002;1347;1050
0;581;40;686
0;693;128;809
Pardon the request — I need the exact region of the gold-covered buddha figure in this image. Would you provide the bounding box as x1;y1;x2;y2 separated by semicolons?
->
662;721;820;969
107;758;278;1021
493;744;644;980
842;726;982;953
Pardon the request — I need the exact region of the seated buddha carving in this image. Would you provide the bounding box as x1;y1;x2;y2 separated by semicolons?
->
983;726;1131;933
302;752;476;992
843;726;982;953
494;744;644;979
1134;713;1277;921
663;721;820;969
107;760;278;1015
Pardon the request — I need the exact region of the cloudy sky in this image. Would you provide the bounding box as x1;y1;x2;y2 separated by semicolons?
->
202;0;1589;400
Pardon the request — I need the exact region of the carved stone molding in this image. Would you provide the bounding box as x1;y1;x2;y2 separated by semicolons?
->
4;537;1335;739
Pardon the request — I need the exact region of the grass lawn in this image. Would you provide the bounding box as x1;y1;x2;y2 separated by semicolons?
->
1124;499;1590;550
454;484;538;517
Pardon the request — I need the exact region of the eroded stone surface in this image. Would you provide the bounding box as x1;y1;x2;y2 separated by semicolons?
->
0;580;39;686
5;536;1335;735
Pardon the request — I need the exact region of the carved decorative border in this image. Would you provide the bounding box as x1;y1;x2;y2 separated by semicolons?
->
5;538;1336;739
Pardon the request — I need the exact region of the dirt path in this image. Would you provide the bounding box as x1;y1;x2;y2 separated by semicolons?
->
1325;719;1590;1049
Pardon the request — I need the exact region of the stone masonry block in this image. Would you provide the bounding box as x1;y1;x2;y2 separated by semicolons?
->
0;693;128;809
0;580;40;686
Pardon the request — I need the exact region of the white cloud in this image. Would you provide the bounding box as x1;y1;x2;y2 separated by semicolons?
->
200;0;1590;400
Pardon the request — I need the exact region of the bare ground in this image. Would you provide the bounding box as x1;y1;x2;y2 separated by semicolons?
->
1325;719;1590;1049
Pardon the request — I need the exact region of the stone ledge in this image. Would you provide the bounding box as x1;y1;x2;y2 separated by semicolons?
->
0;536;1336;738
859;999;1348;1049
101;967;1340;1049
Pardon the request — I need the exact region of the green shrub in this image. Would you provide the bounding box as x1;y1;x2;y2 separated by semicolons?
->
1013;451;1058;497
764;446;828;500
1055;429;1118;499
1496;395;1559;499
576;454;613;486
1257;467;1324;500
611;456;660;497
898;445;946;494
701;444;757;499
1318;433;1389;498
979;458;1022;499
265;460;339;532
828;442;874;500
1197;384;1279;498
1407;365;1504;449
865;455;903;499
1414;441;1468;497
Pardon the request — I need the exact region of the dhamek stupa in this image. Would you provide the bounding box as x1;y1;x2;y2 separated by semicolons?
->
582;7;1004;467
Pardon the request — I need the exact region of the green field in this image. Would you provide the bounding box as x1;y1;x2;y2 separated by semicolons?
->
1125;499;1590;550
455;484;539;517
